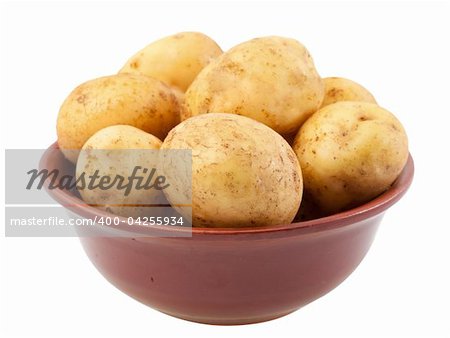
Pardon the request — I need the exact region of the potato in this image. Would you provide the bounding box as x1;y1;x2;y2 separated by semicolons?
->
57;74;181;163
119;32;223;92
184;36;324;134
321;77;376;108
171;87;189;122
160;113;303;227
76;125;165;218
293;102;408;214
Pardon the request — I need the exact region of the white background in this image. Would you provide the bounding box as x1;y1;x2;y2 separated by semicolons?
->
1;1;449;337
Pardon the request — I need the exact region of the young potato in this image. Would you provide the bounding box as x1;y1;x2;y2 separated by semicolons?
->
57;74;181;163
293;102;408;214
184;36;324;134
160;113;303;228
119;32;223;92
171;87;189;122
321;77;376;108
76;125;165;218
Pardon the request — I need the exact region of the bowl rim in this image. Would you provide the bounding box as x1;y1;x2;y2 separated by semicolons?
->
40;142;414;237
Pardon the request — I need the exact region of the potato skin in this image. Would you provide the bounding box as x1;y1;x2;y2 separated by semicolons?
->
184;36;324;134
321;77;376;108
57;74;180;163
76;125;163;218
119;32;222;92
78;124;162;150
171;86;188;122
293;102;408;214
160;113;303;228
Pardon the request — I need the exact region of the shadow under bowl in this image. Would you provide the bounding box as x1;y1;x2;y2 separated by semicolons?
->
40;142;414;325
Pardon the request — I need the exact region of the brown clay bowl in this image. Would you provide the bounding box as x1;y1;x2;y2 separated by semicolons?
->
40;142;414;325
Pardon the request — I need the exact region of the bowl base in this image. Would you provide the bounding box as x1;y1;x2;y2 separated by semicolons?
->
159;308;299;325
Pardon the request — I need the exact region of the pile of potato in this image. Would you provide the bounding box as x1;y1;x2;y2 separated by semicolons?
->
56;32;409;227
